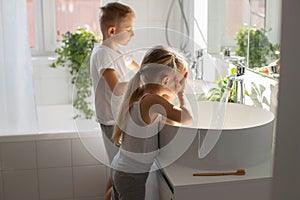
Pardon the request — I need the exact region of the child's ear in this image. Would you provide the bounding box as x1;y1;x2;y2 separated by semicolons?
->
108;26;116;36
161;76;169;86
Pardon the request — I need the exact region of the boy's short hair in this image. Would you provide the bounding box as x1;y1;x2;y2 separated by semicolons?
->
99;2;135;36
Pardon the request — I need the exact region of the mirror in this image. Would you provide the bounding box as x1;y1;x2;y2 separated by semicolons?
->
192;0;281;80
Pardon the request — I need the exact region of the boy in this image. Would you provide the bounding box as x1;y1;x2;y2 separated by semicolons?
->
90;2;138;200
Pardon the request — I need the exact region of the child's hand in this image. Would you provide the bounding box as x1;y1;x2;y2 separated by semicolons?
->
176;72;187;93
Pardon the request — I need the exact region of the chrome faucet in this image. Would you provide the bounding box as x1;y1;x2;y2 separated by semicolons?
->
226;63;246;104
190;49;204;80
223;48;246;103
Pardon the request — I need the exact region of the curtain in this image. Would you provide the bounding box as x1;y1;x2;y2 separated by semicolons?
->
0;0;38;134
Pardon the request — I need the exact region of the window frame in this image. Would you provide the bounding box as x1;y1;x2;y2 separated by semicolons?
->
42;0;58;53
220;0;267;50
192;0;279;55
29;0;101;56
30;0;43;55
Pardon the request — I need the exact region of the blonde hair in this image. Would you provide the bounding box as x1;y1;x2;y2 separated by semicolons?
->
112;46;187;145
99;2;135;38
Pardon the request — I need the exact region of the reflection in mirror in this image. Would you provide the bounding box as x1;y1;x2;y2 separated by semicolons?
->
189;0;281;115
226;0;281;79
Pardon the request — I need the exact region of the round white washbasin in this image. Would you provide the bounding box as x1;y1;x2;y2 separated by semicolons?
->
158;101;275;170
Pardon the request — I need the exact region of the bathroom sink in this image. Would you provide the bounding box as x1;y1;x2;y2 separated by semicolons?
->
157;101;275;170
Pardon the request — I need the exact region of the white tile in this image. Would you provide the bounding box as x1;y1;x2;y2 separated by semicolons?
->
123;0;149;23
33;79;43;105
72;139;101;166
72;136;109;167
39;63;70;78
134;20;149;28
74;197;102;200
35;69;71;105
37;139;71;168
148;0;172;21
32;64;41;79
32;56;55;68
37;105;75;132
1;141;37;170
0;172;4;200
2;170;39;200
0;143;2;170
132;25;184;49
39;78;72;105
38;167;73;199
73;165;106;198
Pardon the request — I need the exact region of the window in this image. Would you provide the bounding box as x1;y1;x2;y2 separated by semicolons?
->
193;0;269;54
222;0;266;48
226;0;266;37
27;0;101;55
27;0;35;48
55;0;101;41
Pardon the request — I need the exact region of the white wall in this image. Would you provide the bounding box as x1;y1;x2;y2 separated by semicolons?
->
244;70;278;113
272;0;300;199
33;0;187;106
32;57;73;105
103;0;188;61
266;0;281;44
33;0;283;104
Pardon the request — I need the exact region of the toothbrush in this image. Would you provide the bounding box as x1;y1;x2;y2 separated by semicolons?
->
193;169;246;176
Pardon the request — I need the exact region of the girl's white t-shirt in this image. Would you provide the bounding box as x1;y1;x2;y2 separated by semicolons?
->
90;43;133;125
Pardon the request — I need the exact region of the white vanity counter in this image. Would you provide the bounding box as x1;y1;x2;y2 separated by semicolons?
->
153;68;277;199
157;159;273;200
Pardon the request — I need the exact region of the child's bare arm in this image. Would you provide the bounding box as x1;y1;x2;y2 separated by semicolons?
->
128;60;139;70
141;94;193;125
101;69;128;96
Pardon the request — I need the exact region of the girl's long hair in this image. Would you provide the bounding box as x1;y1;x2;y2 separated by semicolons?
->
112;46;186;145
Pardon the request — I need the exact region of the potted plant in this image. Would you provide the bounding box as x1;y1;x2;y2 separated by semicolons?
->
235;26;279;69
51;27;100;119
199;77;236;102
198;68;249;103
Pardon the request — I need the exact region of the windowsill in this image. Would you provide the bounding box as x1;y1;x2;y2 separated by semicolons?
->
246;68;279;82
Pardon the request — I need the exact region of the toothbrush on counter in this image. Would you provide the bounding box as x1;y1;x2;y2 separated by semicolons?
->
193;169;246;176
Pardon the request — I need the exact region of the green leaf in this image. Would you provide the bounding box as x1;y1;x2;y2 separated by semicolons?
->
51;27;100;119
235;26;279;68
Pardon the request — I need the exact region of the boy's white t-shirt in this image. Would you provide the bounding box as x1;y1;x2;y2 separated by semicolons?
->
90;43;133;125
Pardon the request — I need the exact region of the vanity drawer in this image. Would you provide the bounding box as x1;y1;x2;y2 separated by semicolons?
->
157;170;174;200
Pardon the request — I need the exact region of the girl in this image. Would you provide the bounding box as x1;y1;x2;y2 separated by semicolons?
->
110;46;193;200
